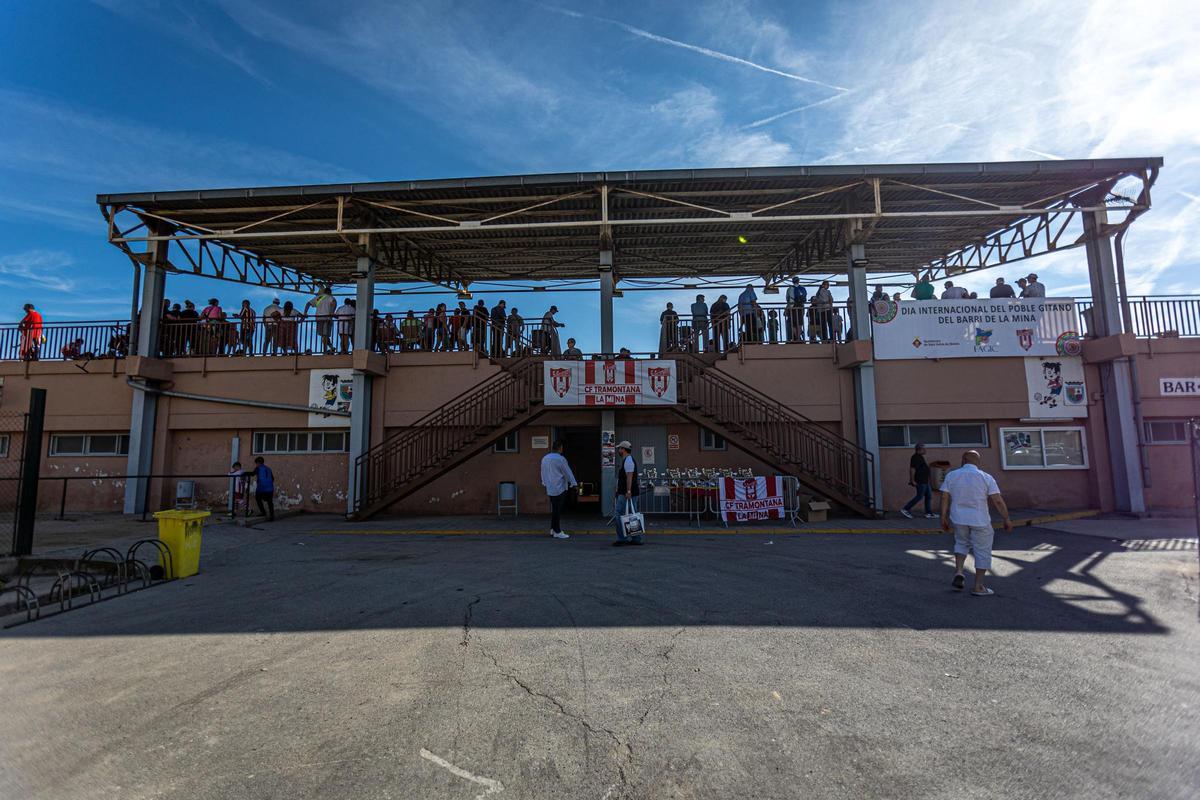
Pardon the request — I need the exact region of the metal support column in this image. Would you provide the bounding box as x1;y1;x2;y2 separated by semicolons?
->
347;242;376;514
1083;211;1145;513
123;240;167;514
847;243;882;511
600;251;617;516
13;388;46;556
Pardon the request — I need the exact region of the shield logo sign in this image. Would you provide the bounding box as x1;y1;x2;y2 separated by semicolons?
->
1065;382;1085;404
743;479;758;500
603;362;617;384
1016;329;1034;351
647;366;671;398
550;367;572;398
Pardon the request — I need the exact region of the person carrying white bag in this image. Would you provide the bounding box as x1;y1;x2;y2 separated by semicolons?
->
613;440;644;546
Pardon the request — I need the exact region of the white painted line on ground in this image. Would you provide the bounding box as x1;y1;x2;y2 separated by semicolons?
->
420;748;504;799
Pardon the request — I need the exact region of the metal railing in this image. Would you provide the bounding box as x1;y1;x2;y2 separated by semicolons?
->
0;320;130;362
353;357;545;516
2;296;1195;363
675;355;875;514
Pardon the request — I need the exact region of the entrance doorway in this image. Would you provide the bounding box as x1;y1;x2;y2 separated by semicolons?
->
556;426;600;513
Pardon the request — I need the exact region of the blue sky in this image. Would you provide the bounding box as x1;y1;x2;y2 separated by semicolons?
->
0;0;1196;352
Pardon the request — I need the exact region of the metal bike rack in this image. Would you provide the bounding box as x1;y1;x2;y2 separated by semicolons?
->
0;584;40;622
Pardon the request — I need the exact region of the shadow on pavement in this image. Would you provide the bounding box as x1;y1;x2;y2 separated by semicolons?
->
1;525;1175;637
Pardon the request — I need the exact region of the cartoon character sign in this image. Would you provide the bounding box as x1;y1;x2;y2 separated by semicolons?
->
1036;361;1064;408
308;368;354;427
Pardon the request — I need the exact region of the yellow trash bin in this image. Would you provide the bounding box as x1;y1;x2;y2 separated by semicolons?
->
152;510;210;578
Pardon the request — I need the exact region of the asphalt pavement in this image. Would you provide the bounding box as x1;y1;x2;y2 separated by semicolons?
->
1;516;1197;799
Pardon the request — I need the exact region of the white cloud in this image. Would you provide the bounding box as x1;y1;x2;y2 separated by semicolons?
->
0;250;77;293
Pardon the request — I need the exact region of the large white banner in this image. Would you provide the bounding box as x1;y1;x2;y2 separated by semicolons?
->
544;359;677;406
870;298;1082;360
1023;356;1088;418
308;368;354;427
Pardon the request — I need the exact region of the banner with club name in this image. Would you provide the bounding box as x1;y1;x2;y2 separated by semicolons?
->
543;359;677;406
870;297;1082;359
1023;356;1088;418
718;476;786;523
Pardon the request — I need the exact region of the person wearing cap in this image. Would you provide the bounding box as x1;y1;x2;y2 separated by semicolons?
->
541;305;563;356
1016;277;1030;297
940;280;968;300
612;440;643;546
1024;273;1046;297
786;278;807;342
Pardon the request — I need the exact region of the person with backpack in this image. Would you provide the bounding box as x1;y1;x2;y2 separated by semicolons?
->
612;440;643;546
248;456;276;522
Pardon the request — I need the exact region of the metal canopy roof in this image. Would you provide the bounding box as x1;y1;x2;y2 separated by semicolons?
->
98;158;1161;292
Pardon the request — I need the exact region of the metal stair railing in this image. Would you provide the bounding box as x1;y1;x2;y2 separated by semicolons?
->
353;358;544;514
674;355;875;511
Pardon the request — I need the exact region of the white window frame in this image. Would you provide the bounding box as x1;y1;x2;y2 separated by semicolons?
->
700;428;727;451
999;426;1089;470
493;430;519;453
252;430;349;455
878;423;989;448
1143;420;1189;445
49;433;130;457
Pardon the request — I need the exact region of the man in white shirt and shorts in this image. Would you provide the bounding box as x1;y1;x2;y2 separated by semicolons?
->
939;450;1013;596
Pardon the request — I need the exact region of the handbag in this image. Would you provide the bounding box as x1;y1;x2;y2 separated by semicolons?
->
619;511;645;538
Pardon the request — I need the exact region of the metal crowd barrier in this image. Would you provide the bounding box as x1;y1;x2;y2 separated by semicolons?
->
634;475;805;528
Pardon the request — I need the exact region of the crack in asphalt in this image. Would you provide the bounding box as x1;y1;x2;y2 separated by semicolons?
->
462;595;635;797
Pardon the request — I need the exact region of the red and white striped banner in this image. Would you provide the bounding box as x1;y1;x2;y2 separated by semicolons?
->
543;360;677;406
718;477;785;523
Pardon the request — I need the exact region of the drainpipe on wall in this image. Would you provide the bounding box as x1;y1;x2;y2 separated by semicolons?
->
1114;227;1151;490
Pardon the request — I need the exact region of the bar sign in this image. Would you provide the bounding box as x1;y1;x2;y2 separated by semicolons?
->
1159;377;1200;396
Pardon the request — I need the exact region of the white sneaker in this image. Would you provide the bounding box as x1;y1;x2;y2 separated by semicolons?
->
924;513;938;519
550;531;570;539
899;509;913;519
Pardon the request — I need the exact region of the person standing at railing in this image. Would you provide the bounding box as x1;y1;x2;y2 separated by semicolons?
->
18;303;44;361
811;280;834;343
689;294;709;353
911;272;935;300
541;305;564;356
737;284;757;344
490;299;507;357
786;277;807;342
659;302;680;353
870;285;887;303
262;297;281;354
237;300;256;355
506;307;524;355
940;281;968;300
1016;277;1030;297
277;301;300;353
401;310;421;351
563;337;582;358
989;278;1015;298
710;294;731;351
422;307;437;351
470;299;488;354
305;285;337;354
454;300;470;351
336;297;355;353
1024;273;1046;297
435;303;450;351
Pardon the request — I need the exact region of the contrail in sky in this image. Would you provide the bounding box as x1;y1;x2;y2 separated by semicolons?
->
744;90;854;128
542;4;849;92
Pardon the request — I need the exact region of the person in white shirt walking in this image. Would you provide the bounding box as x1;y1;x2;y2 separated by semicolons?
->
939;450;1013;596
540;440;578;539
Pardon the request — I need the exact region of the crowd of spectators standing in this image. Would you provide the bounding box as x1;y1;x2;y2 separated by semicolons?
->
13;271;1051;362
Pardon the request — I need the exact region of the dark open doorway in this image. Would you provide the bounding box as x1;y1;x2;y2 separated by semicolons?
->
556;426;601;514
